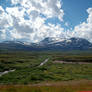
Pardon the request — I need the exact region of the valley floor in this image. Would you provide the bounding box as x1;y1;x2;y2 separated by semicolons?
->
0;51;92;92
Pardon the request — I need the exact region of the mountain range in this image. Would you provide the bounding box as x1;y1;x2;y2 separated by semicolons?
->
0;37;92;51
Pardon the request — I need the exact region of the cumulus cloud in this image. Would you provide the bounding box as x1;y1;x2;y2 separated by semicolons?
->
72;8;92;42
0;0;64;42
11;0;64;20
0;6;10;40
0;0;92;43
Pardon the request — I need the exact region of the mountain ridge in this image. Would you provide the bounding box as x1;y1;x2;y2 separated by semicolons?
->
0;37;92;51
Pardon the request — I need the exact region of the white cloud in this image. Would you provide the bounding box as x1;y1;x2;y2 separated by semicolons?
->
0;0;92;43
11;0;64;20
72;8;92;42
0;0;64;42
65;22;69;27
0;6;9;40
0;30;6;40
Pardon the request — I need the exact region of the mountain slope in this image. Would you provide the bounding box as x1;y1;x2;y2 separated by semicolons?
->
0;37;92;51
36;37;92;50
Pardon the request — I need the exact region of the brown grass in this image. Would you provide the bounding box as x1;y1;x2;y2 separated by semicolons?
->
0;80;92;92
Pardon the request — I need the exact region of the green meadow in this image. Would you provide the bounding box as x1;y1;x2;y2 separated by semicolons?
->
0;51;92;92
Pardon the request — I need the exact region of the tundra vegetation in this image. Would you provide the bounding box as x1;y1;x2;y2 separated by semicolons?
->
0;51;92;92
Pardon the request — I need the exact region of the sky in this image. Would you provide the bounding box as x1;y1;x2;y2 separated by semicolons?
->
0;0;92;43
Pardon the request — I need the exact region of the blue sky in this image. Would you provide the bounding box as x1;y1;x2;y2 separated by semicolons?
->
62;0;92;28
0;0;92;42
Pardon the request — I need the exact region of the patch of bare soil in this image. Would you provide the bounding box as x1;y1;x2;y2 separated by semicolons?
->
54;60;91;64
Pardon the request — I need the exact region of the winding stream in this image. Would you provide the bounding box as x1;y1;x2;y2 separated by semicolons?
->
39;58;49;67
0;69;15;77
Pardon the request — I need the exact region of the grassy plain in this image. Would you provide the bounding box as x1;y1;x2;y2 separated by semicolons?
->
0;51;92;92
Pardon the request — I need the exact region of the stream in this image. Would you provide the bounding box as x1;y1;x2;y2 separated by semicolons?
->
0;69;15;77
39;58;49;67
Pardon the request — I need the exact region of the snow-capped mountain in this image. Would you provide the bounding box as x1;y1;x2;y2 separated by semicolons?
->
39;37;66;45
0;37;92;51
34;37;92;50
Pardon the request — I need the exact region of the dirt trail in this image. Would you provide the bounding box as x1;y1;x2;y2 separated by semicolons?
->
54;60;91;64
